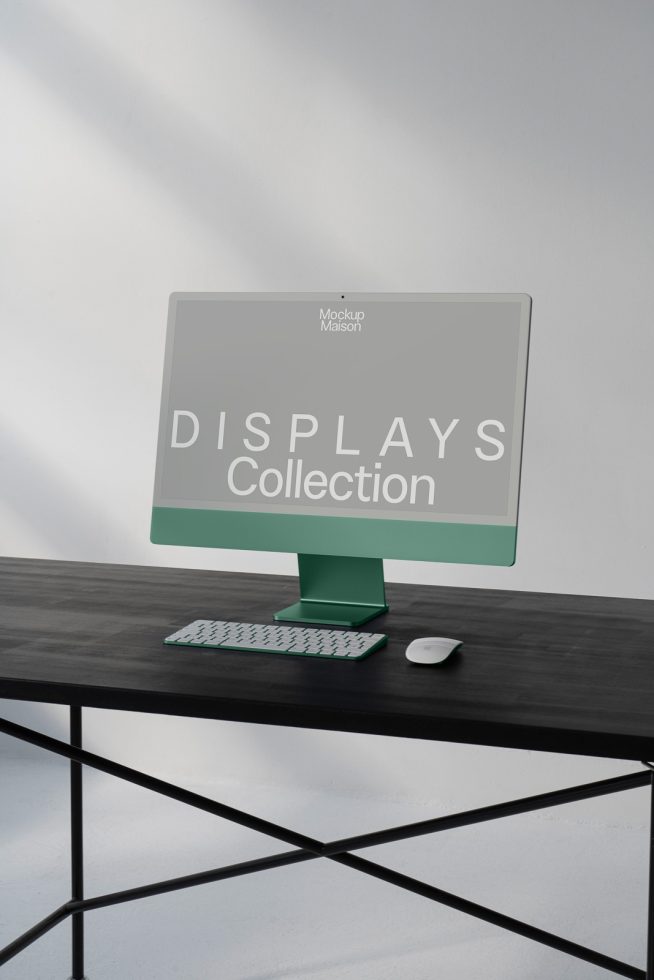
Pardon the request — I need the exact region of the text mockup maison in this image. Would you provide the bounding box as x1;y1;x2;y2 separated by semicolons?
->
319;308;365;332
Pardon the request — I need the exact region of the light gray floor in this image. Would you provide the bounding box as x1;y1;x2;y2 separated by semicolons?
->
0;751;649;980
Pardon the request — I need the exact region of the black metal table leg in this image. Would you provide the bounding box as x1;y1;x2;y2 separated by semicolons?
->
69;706;87;980
1;710;651;979
647;773;654;980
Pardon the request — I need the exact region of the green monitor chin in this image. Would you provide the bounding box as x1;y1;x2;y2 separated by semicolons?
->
151;292;531;626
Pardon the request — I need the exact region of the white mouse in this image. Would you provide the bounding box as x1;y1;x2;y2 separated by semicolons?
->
405;637;462;665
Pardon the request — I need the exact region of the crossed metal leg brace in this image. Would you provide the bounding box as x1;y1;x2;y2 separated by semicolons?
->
0;709;653;980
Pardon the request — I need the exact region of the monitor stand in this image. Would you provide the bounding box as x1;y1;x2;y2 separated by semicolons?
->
274;554;389;627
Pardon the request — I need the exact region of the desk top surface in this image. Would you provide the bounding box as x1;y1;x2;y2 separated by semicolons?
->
1;557;654;760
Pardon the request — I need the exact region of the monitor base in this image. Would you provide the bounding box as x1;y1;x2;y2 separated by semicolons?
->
274;554;389;627
275;599;387;628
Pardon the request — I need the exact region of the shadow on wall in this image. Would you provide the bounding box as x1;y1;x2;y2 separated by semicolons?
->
0;0;371;283
248;0;654;213
0;421;131;559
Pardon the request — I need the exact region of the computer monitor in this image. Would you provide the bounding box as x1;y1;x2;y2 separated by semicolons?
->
151;293;531;626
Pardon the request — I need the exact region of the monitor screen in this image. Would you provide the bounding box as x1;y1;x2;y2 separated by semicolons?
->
151;293;530;565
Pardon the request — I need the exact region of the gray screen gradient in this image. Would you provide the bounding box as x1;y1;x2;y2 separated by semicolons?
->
153;293;530;525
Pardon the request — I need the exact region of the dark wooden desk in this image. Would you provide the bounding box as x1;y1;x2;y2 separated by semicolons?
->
1;557;654;758
1;557;654;979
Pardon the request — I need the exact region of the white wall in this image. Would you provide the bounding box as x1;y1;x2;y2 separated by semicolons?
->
1;0;653;811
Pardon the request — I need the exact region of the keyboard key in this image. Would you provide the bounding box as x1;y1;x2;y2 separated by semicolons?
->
223;640;288;653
